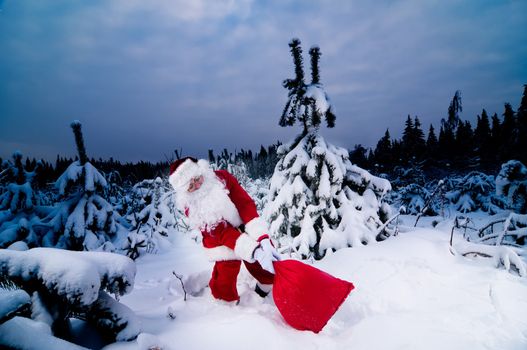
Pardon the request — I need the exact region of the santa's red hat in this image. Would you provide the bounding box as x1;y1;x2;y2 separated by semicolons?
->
169;157;207;190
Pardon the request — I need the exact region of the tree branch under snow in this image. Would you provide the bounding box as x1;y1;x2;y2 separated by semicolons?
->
0;248;140;342
0;289;31;324
450;237;526;277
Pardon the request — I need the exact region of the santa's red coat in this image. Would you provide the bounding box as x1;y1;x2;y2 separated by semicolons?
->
187;170;268;262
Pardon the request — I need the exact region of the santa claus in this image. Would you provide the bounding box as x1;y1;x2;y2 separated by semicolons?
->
169;157;280;302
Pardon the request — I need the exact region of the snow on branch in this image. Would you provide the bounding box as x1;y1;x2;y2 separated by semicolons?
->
0;316;88;350
0;248;135;306
0;289;31;324
55;161;107;196
451;240;526;277
473;212;527;247
449;214;527;277
0;248;140;343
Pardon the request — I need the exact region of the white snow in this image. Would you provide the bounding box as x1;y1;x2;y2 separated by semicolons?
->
0;316;88;350
265;132;392;256
305;84;330;115
96;219;527;350
0;289;30;321
56;161;108;195
0;248;136;306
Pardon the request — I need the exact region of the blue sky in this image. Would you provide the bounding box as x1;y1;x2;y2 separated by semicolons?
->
1;0;526;162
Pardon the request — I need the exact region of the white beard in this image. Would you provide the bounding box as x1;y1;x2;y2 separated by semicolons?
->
176;168;242;231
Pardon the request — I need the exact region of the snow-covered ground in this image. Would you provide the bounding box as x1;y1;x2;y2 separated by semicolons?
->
102;217;527;350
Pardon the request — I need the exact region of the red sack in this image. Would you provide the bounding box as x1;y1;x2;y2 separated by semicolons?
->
272;259;355;333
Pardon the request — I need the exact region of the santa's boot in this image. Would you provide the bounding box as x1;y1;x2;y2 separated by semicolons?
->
254;283;272;298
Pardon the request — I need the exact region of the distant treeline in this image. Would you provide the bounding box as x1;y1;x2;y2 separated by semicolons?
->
2;85;525;186
0;143;282;189
350;85;527;178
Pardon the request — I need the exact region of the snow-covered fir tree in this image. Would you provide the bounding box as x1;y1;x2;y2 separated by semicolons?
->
496;160;527;214
396;183;432;215
444;171;504;214
125;177;178;259
39;121;128;251
0;151;42;248
209;152;270;212
265;39;391;259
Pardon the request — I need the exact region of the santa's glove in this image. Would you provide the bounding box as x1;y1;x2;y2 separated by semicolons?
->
253;240;279;274
259;238;281;262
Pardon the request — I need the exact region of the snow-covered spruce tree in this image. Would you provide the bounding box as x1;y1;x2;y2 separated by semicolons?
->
0;248;140;343
209;151;270;212
0;151;42;248
396;183;433;215
496;160;527;214
265;39;391;259
210;149;254;190
124;177;177;259
443;171;505;214
40;121;128;251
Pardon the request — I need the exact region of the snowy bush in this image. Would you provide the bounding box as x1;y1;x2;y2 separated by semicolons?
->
390;164;427;188
473;212;527;247
37;159;128;251
34;122;130;252
396;183;433;215
124;177;178;259
104;170;126;209
496;160;527;214
0;152;38;214
211;158;253;190
0;247;140;343
265;132;391;259
444;171;503;213
0;289;31;324
0;152;43;249
245;177;270;213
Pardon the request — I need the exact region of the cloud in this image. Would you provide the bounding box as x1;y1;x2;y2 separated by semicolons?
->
1;0;526;161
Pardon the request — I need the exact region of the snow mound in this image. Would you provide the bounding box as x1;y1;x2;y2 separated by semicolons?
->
111;228;527;350
0;289;31;323
0;316;87;350
0;248;136;306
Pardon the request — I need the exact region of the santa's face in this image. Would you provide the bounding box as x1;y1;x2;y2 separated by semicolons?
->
173;163;242;231
187;175;204;192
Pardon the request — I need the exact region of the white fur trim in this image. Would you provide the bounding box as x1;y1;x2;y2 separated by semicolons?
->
169;159;205;191
204;246;239;262
245;217;268;240
234;234;259;262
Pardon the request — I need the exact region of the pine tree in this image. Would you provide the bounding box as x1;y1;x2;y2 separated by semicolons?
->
446;90;462;130
349;144;369;169
391;139;403;166
474;109;492;167
0;152;41;248
413;117;426;159
499;103;516;161
125;177;177;259
279;39;336;136
490;112;501;164
374;129;393;169
401;115;415;160
265;39;392;260
426;124;438;160
516;85;527;164
455;120;474;160
40;121;127;251
439;91;462;163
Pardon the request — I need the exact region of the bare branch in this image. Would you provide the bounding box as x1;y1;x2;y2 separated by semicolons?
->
172;271;187;301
